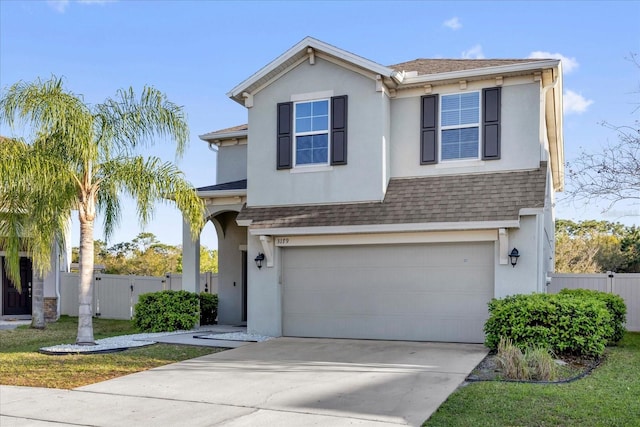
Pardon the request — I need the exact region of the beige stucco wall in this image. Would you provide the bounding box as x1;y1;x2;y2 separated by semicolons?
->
390;81;542;178
216;142;247;184
246;57;387;207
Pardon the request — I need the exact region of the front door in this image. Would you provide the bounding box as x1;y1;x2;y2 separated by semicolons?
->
1;257;33;316
241;251;248;322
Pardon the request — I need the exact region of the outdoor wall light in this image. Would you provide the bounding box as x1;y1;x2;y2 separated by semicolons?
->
509;248;520;268
254;253;265;269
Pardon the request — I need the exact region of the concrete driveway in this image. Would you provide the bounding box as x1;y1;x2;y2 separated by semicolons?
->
0;338;487;426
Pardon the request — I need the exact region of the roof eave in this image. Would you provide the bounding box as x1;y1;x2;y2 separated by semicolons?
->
197;189;247;199
400;59;562;86
199;130;249;143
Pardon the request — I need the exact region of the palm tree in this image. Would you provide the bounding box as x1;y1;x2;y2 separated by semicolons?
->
0;76;204;344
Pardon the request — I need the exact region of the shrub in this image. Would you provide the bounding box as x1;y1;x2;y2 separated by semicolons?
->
559;288;627;344
199;293;218;325
484;293;612;357
133;290;199;332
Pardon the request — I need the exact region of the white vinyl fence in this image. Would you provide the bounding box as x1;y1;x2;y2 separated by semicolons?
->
61;272;217;320
548;272;640;332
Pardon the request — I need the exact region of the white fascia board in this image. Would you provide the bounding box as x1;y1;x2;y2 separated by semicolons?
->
199;130;248;143
400;60;561;86
519;208;544;216
249;220;520;236
226;37;395;99
197;189;247;199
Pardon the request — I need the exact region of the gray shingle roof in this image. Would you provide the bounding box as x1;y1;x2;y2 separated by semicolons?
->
197;179;247;192
237;166;546;229
389;59;550;76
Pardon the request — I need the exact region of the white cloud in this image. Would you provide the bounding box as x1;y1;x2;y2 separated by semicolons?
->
443;17;462;30
462;45;485;59
528;51;579;74
47;0;69;12
563;90;594;114
47;0;115;12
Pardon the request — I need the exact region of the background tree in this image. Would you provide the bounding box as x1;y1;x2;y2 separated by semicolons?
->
565;53;639;212
0;76;204;343
555;219;640;273
71;232;218;275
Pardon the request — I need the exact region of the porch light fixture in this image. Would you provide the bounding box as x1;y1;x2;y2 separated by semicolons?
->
508;248;520;268
254;253;265;269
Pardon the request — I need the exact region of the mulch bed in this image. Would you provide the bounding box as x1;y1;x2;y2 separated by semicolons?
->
466;352;600;384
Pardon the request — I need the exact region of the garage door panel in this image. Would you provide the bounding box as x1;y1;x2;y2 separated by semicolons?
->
282;242;494;343
285;313;486;343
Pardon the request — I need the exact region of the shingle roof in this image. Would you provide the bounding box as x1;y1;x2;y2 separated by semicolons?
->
197;179;247;192
237;166;546;229
205;124;248;134
389;59;550;76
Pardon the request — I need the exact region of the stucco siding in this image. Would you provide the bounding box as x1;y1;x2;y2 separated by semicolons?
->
390;81;542;178
247;57;386;207
494;215;543;298
216;143;247;184
214;213;247;325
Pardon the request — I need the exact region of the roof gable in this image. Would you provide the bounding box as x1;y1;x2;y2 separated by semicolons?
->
226;37;396;105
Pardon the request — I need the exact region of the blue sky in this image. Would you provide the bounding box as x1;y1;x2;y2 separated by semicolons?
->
1;0;639;249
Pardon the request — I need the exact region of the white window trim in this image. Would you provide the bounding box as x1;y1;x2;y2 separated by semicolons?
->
439;91;482;163
293;98;331;168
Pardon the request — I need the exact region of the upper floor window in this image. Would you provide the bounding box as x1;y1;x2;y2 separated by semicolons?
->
440;92;480;161
420;87;500;165
277;95;348;170
295;100;329;165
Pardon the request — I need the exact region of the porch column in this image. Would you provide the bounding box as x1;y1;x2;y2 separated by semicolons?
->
182;219;200;293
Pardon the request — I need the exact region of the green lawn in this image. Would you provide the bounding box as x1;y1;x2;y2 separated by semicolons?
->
0;316;223;389
424;332;640;426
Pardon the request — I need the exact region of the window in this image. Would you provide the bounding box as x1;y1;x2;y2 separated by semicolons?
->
420;88;500;165
277;95;348;170
440;92;480;161
295;100;329;165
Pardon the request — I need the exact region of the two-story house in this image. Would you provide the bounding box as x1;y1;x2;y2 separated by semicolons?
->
184;37;563;343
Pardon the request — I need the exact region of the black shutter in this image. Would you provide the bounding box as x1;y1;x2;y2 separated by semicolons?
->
330;95;348;165
276;102;293;169
420;94;438;164
482;87;501;160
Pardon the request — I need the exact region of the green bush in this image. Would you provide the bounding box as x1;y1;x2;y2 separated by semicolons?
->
133;290;199;332
559;288;627;344
199;293;218;325
484;293;612;357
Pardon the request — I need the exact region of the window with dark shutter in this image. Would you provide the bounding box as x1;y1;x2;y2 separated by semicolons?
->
420;94;438;164
482;87;501;160
276;102;293;169
330;95;348;165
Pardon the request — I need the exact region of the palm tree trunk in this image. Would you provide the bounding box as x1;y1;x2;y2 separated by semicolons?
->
31;275;45;329
76;217;95;344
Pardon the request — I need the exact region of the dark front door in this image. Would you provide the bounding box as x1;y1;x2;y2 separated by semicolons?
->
2;257;33;316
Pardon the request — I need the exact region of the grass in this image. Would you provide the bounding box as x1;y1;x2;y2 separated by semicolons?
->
424;332;640;426
0;316;223;389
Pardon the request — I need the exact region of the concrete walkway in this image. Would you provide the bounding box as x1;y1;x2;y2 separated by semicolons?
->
0;338;488;426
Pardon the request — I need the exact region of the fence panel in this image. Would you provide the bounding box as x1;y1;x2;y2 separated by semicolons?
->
612;274;640;332
60;272;217;320
549;273;640;332
547;273;609;294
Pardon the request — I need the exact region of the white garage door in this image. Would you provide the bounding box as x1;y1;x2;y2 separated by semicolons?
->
282;242;494;343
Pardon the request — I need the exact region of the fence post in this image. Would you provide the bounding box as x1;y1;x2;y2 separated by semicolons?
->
607;271;615;294
94;272;102;318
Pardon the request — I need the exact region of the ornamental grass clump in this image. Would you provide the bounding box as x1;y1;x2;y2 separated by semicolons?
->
496;337;559;381
497;337;529;380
